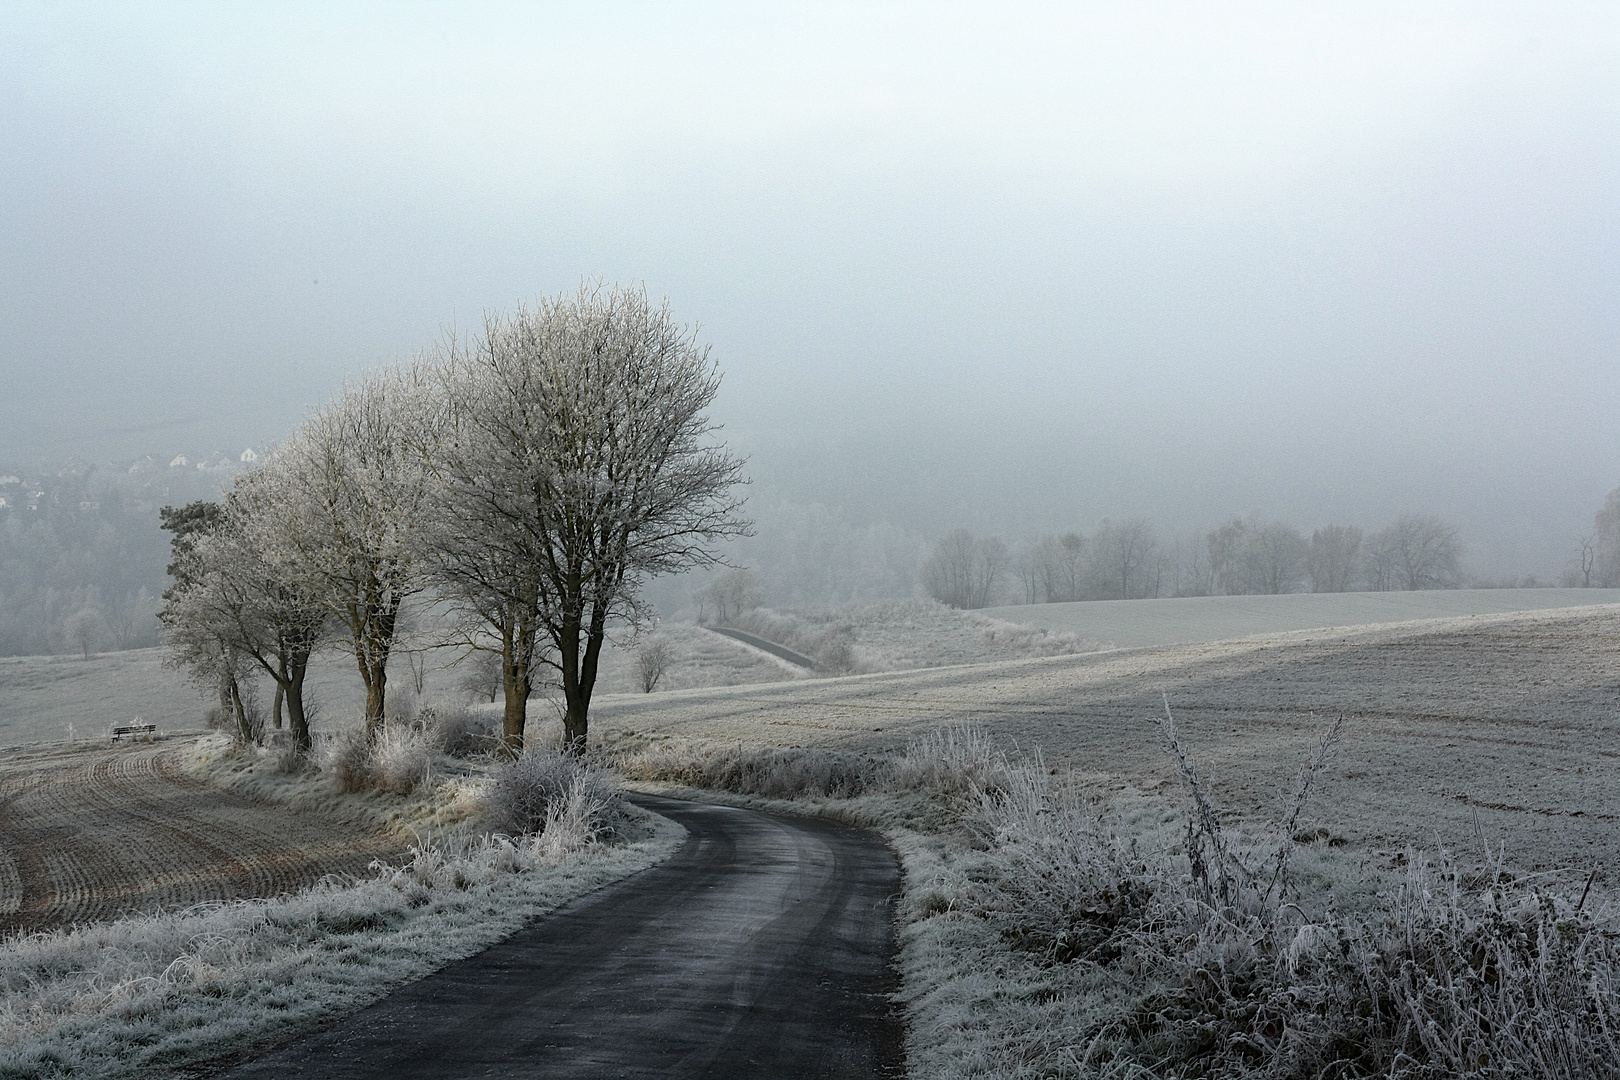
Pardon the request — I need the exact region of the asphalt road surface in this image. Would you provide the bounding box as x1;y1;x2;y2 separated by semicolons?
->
708;626;818;670
214;794;905;1079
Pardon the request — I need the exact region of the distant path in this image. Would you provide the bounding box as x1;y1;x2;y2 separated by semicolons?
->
0;741;395;933
216;794;904;1079
710;625;819;669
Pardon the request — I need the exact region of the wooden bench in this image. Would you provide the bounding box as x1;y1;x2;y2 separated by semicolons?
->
110;723;157;743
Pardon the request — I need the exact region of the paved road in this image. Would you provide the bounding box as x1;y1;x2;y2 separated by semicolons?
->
215;794;904;1079
708;626;818;670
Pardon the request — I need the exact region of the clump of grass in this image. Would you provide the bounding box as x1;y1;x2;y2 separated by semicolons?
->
894;725;1010;798
619;724;1012;805
314;721;439;795
417;704;501;758
367;725;434;795
318;725;376;792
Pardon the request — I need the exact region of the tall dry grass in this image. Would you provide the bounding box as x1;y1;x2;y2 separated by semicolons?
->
617;723;1007;803
955;710;1620;1079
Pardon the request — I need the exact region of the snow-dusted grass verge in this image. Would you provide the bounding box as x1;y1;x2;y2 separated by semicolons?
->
0;804;683;1080
179;727;495;837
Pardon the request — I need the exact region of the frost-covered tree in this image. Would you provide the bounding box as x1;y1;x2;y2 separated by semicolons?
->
1015;532;1086;604
637;635;672;693
61;605;104;659
421;286;749;753
1370;514;1462;591
264;370;434;737
1207;518;1248;595
159;500;244;730
1307;524;1363;592
1090;517;1159;599
218;473;328;748
160;474;329;749
1247;520;1308;594
1593;488;1620;587
695;568;762;624
922;529;1008;609
163;590;258;742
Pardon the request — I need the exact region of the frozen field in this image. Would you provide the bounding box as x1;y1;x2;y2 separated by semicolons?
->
0;742;395;934
595;604;1620;875
982;587;1620;648
0;604;1094;748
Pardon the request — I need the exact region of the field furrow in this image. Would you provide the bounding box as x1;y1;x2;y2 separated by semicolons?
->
0;742;397;934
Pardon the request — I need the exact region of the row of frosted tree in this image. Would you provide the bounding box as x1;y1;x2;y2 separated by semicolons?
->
160;285;747;752
922;513;1464;609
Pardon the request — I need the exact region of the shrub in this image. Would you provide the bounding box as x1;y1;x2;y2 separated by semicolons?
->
319;726;375;793
484;751;621;838
636;636;672;693
956;710;1620;1079
418;705;500;758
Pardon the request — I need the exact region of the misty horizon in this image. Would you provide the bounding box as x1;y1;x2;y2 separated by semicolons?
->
4;4;1617;580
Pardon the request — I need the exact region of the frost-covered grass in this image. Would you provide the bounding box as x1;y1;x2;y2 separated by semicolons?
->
178;731;486;837
622;725;1620;1080
0;729;681;1079
0;802;683;1080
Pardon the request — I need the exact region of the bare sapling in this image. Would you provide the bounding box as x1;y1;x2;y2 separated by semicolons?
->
636;635;671;693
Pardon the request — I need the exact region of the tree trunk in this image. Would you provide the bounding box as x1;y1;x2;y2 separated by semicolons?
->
227;673;253;744
272;683;284;730
501;667;530;755
354;603;398;739
285;679;311;752
360;656;387;737
499;611;536;755
285;648;313;752
560;606;608;756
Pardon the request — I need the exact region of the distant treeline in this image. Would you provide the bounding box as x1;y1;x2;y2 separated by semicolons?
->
919;514;1468;609
0;458;232;656
911;488;1620;609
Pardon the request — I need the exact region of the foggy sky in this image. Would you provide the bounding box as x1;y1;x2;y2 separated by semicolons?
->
3;3;1617;576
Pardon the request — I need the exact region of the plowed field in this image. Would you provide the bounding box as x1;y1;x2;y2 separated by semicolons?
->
0;742;396;934
595;605;1620;876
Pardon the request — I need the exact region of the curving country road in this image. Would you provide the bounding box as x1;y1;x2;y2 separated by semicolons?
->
215;794;905;1079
